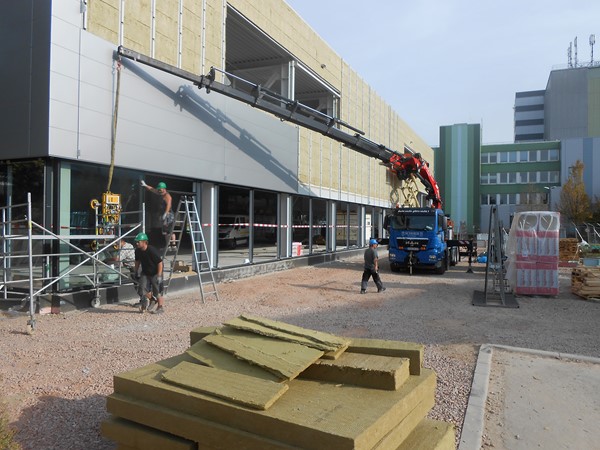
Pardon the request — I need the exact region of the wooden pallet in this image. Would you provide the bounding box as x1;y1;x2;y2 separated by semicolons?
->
571;266;600;299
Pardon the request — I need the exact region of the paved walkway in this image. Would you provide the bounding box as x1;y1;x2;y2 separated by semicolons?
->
459;344;600;449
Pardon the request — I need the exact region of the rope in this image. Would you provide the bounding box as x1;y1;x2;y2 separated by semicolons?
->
107;60;122;192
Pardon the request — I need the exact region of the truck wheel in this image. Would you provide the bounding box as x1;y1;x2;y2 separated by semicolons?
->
390;263;401;273
435;252;447;275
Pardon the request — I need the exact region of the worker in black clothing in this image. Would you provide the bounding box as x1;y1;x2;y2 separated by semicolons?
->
134;232;165;314
360;238;386;294
140;180;175;249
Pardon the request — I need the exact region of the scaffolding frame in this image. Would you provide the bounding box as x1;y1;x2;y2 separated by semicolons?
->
1;193;145;332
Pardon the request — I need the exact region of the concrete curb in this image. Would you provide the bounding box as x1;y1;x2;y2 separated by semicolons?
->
458;344;492;450
458;344;600;450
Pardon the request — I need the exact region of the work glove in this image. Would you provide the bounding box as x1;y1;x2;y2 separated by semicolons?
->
162;213;167;221
140;180;147;187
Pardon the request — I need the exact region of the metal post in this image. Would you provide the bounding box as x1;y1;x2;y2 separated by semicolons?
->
26;192;36;332
466;240;473;273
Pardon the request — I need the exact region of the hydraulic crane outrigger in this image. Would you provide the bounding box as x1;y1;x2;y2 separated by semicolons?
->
116;46;440;208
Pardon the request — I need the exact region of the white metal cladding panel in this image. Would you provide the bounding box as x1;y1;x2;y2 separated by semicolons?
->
48;31;299;194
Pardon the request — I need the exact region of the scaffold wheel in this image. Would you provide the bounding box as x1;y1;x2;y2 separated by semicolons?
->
90;296;101;308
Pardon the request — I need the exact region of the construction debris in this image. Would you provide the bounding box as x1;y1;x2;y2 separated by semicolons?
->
102;316;455;449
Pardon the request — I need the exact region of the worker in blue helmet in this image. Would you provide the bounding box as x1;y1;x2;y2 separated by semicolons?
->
134;232;165;314
360;238;386;294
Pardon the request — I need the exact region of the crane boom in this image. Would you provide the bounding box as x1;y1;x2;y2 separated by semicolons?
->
116;46;442;208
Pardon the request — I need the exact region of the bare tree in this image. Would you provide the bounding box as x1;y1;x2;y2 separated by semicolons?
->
558;160;591;223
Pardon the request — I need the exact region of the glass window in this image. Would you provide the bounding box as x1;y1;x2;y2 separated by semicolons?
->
389;212;437;230
539;172;549;183
509;151;518;163
529;150;537;162
550;171;560;183
0;159;45;224
253;190;278;263
500;153;509;163
489;153;497;163
348;203;359;248
480;174;488;184
549;149;559;161
481;154;489;164
508;193;517;204
489;173;497;184
499;173;508;184
519;151;529;162
218;185;250;267
336;202;349;250
529;172;538;183
540;150;549;161
292;196;310;251
508;173;517;183
311;199;327;253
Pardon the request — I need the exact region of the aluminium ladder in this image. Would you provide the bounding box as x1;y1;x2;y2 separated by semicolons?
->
165;196;219;303
472;206;518;308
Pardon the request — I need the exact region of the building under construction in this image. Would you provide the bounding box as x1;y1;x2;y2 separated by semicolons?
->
0;1;435;315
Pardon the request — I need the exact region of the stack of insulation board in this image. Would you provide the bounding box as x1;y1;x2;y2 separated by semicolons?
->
506;211;560;296
102;315;455;449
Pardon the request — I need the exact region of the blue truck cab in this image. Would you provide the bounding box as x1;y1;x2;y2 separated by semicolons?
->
385;207;451;274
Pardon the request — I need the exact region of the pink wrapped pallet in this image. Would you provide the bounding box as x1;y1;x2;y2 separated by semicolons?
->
508;212;560;296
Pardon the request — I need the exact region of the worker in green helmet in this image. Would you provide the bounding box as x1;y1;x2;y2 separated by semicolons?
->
140;179;175;248
133;232;165;314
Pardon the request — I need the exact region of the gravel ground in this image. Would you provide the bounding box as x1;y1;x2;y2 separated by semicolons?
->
1;253;599;449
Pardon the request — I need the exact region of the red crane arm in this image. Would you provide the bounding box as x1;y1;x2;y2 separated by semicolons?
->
388;153;442;209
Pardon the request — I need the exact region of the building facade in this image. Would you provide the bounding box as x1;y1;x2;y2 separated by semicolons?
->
480;141;561;230
514;90;545;142
0;1;434;293
435;124;481;236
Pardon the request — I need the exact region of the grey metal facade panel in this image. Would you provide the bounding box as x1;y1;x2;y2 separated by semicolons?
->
48;31;299;194
515;110;544;121
0;0;51;159
545;69;589;140
514;95;544;107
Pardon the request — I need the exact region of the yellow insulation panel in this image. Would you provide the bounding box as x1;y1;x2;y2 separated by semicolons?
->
87;0;119;44
155;0;179;66
122;2;151;54
83;0;431;203
181;1;203;73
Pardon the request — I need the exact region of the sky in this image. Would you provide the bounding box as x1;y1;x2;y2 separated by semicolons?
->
285;1;600;147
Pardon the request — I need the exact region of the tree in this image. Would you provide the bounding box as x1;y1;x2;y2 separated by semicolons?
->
558;160;591;223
